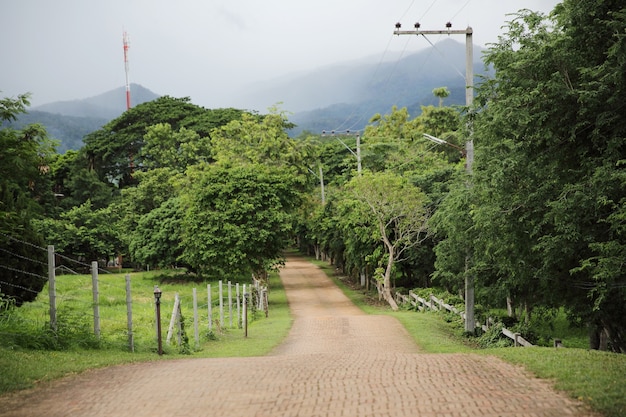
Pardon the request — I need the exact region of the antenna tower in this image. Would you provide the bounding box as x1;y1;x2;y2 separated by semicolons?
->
123;31;131;110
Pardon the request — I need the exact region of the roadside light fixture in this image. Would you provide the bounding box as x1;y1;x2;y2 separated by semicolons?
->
154;285;163;355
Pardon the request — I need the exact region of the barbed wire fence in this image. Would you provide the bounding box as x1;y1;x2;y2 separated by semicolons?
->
0;232;265;353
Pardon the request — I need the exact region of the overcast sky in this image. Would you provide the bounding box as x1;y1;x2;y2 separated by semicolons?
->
1;0;560;109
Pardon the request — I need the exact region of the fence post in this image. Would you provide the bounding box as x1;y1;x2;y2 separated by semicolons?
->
236;283;241;328
207;283;212;331
176;300;182;347
47;245;57;332
91;261;101;338
125;274;134;352
193;288;199;348
167;293;180;345
228;281;233;328
243;284;248;338
219;280;224;327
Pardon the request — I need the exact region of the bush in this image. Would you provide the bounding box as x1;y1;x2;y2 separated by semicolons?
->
476;323;512;348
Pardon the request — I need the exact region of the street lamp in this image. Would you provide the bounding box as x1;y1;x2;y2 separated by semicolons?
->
154;285;163;355
423;133;466;156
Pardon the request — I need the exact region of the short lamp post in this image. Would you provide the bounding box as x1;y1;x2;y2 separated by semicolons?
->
154;285;163;355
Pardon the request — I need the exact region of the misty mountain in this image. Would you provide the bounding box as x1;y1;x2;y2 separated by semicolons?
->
5;40;489;151
6;111;109;153
235;38;490;136
33;83;159;119
5;84;160;153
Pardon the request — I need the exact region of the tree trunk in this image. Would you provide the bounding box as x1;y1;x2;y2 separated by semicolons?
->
506;296;514;318
382;248;399;311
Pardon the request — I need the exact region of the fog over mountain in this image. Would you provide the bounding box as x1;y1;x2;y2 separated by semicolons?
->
9;39;489;150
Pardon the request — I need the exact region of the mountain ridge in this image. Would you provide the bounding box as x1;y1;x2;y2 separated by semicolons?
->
9;39;490;150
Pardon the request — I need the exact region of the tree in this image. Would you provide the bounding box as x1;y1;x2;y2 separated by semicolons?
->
345;171;430;310
432;87;451;107
140;123;211;171
128;197;185;269
467;2;626;351
117;167;185;267
82;97;244;187
181;163;302;280
36;201;122;265
0;93;55;305
211;108;311;173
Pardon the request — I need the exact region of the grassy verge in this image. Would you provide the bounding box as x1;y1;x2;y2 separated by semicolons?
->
309;256;626;417
0;271;292;395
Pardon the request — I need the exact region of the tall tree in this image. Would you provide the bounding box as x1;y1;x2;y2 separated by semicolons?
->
468;2;626;351
345;171;430;310
82;97;243;187
181;163;302;280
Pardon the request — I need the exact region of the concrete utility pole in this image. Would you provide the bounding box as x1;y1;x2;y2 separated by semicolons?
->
394;22;475;332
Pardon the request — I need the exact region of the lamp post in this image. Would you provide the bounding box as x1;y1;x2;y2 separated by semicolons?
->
154;285;163;355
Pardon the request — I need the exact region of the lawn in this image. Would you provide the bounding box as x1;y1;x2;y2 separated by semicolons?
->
0;269;292;394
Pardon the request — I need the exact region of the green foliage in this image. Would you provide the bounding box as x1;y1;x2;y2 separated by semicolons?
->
181;163;302;279
35;201;122;263
140;123;211;171
463;2;626;351
0;93;55;305
128;197;185;269
211;109;313;173
83;96;244;188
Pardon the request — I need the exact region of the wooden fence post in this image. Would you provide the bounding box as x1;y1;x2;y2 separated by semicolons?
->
47;245;57;332
243;284;248;338
125;274;134;352
91;261;101;339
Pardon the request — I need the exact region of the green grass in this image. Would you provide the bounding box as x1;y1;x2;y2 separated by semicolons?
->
0;269;292;394
309;256;626;417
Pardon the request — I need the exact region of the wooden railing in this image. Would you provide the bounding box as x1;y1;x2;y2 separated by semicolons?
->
394;290;534;347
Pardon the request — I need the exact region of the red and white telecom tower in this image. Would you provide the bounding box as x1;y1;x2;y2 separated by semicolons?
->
123;31;131;110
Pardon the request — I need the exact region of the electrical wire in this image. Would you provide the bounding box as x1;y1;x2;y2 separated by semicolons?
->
420;34;467;81
327;0;444;134
449;0;473;22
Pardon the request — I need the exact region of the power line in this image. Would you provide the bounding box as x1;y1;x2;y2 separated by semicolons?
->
0;247;47;267
0;231;47;252
0;278;44;293
328;0;443;134
449;0;473;22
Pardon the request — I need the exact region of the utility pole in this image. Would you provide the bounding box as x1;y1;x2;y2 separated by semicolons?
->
394;22;475;332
